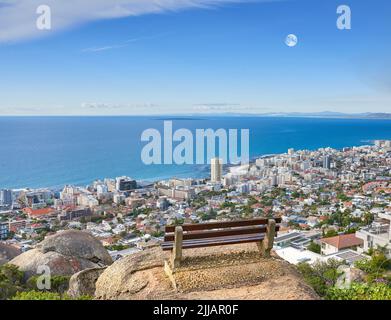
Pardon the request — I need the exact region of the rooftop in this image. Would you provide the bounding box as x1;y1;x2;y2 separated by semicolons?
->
320;234;363;249
23;207;55;217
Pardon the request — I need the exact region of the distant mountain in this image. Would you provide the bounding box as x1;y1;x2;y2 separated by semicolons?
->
159;112;391;119
255;111;391;119
358;113;391;119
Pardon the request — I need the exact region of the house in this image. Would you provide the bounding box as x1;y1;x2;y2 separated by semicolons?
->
320;234;363;255
0;222;9;239
351;209;363;218
23;207;56;219
100;236;116;247
8;219;27;233
356;213;391;258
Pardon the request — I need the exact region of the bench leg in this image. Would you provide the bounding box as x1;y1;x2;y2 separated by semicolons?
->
258;219;276;258
171;226;183;269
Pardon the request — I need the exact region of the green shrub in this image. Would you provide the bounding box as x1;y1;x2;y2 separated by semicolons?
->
107;244;129;251
26;275;70;293
0;264;25;300
297;259;345;297
354;249;391;283
12;290;93;300
307;241;321;254
326;283;391;300
12;291;63;300
323;229;338;238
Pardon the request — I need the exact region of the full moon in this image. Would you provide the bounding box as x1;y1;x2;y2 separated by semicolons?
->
285;34;298;47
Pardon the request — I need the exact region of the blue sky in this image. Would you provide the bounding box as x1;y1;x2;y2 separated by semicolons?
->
0;0;390;115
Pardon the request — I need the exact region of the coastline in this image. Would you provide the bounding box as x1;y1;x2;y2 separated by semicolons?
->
1;144;375;192
2;116;391;190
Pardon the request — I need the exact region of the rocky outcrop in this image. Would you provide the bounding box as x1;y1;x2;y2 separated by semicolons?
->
9;230;112;279
68;267;106;298
95;247;164;300
0;243;21;266
95;244;319;300
37;230;113;265
336;266;366;285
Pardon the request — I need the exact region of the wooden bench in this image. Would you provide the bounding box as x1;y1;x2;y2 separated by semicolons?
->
161;217;281;269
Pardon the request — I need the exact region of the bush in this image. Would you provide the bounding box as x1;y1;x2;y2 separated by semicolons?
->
323;229;338;238
326;283;391;300
200;209;217;221
26;275;70;294
307;241;321;254
106;244;129;252
0;264;25;300
297;259;345;297
355;247;391;283
11;291;93;300
12;291;63;300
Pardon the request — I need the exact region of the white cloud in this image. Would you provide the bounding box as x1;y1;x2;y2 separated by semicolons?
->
81;102;158;109
81;34;169;52
0;0;249;43
193;103;271;113
82;44;128;52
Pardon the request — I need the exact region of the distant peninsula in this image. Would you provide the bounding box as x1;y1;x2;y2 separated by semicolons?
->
190;111;391;119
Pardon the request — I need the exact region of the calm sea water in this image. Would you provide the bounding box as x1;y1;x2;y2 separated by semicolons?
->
1;116;391;189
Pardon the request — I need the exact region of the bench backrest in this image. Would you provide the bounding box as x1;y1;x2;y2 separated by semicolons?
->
164;217;281;242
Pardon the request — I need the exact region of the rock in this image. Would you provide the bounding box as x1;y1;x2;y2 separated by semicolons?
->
9;230;112;279
0;243;21;266
68;267;106;298
336;266;366;285
349;267;366;283
95;247;164;300
94;244;320;300
37;230;112;265
10;249;98;279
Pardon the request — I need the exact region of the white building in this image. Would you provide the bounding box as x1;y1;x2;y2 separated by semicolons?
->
211;158;223;183
113;193;126;205
97;184;108;195
356;213;391;258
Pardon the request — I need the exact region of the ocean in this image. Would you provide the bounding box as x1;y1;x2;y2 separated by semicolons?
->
1;116;391;189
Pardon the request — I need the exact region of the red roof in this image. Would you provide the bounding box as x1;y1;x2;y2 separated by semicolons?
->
30;223;44;228
320;234;363;249
23;207;55;217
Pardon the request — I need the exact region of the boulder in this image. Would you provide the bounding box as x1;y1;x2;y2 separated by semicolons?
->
37;230;112;265
94;245;319;300
9;230;112;279
68;267;106;298
95;247;164;300
0;243;21;266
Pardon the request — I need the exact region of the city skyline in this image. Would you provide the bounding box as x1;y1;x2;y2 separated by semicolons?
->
0;0;390;115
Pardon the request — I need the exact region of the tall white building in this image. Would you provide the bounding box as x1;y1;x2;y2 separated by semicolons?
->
210;158;223;183
356;213;391;258
323;155;331;169
0;189;12;206
96;184;108;195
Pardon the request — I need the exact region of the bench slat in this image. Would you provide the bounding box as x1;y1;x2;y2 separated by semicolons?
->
165;217;281;232
164;225;280;242
163;233;263;247
162;233;265;251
